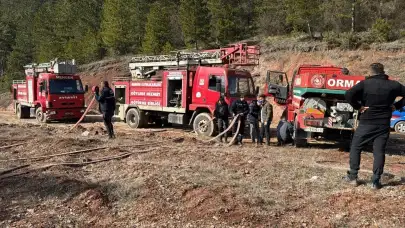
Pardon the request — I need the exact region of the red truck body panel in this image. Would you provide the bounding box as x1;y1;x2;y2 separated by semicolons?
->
114;66;256;114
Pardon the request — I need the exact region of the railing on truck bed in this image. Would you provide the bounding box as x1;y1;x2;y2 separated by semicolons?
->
112;76;131;83
12;80;26;84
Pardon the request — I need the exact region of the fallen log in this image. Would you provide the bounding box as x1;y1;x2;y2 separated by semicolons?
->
0;148;158;180
0;164;30;176
0;142;164;162
0;143;27;150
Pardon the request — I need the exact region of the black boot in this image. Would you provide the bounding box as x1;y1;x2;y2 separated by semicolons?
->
342;171;359;186
371;176;383;190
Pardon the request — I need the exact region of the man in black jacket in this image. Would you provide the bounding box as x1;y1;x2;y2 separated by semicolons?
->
248;99;261;145
95;81;116;139
231;94;249;146
344;63;405;189
213;97;230;143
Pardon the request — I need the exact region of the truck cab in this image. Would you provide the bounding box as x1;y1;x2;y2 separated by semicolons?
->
12;59;88;123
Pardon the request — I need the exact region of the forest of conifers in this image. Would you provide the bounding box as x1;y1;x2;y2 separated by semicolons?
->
1;0;405;91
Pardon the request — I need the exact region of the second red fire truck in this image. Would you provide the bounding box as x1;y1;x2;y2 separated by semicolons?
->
112;43;260;136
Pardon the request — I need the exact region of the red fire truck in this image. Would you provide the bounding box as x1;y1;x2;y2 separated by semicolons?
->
265;65;365;147
112;43;260;136
12;59;88;123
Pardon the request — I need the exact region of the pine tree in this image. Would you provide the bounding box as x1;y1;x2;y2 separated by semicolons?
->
0;20;16;76
285;0;322;34
179;0;210;49
142;2;173;54
207;0;252;45
32;2;61;62
101;0;150;55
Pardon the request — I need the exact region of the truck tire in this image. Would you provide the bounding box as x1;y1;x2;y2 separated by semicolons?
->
293;116;308;148
126;108;147;128
35;108;47;123
16;104;30;119
193;112;215;137
16;104;23;119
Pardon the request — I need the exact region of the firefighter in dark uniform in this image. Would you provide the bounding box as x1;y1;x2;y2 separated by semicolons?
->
344;63;405;189
231;94;249;145
213;97;230;143
276;117;294;146
95;81;116;139
248;99;261;145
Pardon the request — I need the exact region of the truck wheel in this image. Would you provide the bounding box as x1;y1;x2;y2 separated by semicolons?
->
293;116;308;148
126;109;147;128
16;104;23;119
193;112;215;136
16;104;29;119
394;121;405;133
35;108;47;123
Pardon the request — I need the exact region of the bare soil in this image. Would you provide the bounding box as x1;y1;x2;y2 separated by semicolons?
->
0;111;404;227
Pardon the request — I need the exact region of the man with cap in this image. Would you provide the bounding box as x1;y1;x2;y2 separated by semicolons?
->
344;63;405;189
213;97;230;143
258;94;273;145
231;94;249;146
95;81;116;139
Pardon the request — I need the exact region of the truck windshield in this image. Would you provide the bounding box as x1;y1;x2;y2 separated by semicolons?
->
49;79;84;94
227;76;255;97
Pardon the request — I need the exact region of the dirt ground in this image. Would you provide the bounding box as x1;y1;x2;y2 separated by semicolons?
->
0;111;405;227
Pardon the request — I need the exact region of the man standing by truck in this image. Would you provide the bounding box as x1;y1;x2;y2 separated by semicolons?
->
344;63;405;189
213;97;230;143
258;94;273;146
95;81;116;139
248;99;261;146
231;94;249;146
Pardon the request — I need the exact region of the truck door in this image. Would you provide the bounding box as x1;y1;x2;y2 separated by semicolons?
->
193;67;225;108
207;74;225;103
266;70;289;104
114;85;126;120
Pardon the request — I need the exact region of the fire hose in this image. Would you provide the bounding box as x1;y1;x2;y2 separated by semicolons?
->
69;96;96;132
226;119;241;147
204;114;240;143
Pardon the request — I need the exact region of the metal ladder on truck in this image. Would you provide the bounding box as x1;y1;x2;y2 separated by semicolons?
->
128;43;260;79
23;59;77;76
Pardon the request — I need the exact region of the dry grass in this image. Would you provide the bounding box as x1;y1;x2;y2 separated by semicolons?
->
0;113;404;227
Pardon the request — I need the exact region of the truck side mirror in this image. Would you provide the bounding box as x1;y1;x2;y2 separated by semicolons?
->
216;81;222;93
84;85;89;93
39;83;44;92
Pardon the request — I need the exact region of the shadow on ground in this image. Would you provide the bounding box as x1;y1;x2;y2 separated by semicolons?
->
0;173;110;224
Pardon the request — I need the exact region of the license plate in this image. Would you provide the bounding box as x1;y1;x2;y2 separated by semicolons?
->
304;127;324;133
337;103;353;112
